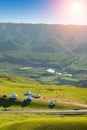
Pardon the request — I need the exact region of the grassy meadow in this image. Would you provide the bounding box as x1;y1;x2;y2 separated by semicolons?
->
0;113;87;130
0;72;87;130
0;72;87;110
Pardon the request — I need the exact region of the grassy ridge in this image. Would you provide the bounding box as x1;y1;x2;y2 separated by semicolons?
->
0;74;87;110
0;73;87;129
0;114;87;130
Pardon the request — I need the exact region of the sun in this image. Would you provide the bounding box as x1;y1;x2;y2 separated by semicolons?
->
71;2;83;15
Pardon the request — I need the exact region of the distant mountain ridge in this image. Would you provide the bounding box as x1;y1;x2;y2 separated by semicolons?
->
0;23;87;68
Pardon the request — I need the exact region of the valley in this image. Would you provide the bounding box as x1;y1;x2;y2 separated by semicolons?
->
0;65;86;87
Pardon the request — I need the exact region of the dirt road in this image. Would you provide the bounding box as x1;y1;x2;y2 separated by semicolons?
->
0;109;87;115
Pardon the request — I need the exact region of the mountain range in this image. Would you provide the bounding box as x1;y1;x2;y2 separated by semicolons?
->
0;23;87;70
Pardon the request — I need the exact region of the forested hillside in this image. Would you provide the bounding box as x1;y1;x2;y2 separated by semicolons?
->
0;23;87;68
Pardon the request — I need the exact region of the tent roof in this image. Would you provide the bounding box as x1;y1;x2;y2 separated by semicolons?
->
24;91;31;95
25;96;32;100
10;93;18;99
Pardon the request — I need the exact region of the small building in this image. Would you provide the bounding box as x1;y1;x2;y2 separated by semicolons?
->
10;93;18;99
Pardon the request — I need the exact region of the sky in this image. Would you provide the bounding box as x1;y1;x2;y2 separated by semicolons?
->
0;0;87;25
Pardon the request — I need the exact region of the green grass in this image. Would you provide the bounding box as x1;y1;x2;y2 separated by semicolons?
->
0;73;87;110
0;113;87;130
0;73;87;129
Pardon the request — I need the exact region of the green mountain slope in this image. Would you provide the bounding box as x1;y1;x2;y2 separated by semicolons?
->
0;23;87;69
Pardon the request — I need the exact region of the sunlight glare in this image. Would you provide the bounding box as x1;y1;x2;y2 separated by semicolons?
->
71;2;83;15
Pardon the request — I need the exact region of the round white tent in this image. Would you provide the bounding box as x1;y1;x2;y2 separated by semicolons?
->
10;93;18;99
25;96;32;101
24;91;31;96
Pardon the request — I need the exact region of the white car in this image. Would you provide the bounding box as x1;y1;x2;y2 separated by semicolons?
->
32;94;40;98
49;99;56;107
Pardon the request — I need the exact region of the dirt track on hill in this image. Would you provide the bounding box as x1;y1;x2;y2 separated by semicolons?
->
57;100;87;108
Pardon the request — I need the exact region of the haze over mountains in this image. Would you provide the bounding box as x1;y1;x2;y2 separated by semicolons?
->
0;23;87;69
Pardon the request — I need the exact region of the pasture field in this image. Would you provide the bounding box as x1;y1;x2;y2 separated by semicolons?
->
0;72;87;130
0;73;87;110
0;113;87;130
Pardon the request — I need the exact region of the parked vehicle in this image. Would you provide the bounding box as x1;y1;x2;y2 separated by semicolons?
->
49;99;56;108
32;94;40;98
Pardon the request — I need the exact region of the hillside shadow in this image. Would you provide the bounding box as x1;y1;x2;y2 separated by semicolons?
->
22;100;31;107
23;101;48;109
0;97;22;108
0;97;50;109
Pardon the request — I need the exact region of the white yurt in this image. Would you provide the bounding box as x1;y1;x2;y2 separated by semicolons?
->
25;96;32;101
24;91;31;96
10;93;18;99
